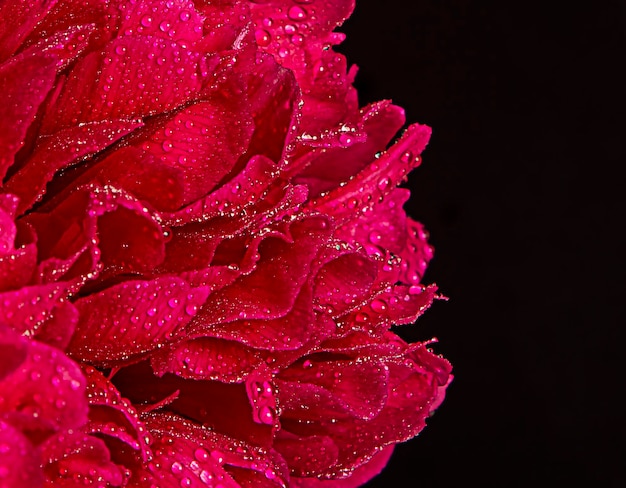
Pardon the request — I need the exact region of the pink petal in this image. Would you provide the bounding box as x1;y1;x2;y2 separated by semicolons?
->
117;0;204;44
281;338;451;475
26;0;117;54
69;277;209;366
194;216;329;326
0;419;44;487
290;445;394;488
0;0;58;61
131;99;254;205
309;123;431;224
42;34;203;133
0;325;88;445
274;433;339;478
0;194;37;292
313;252;378;317
5;120;142;214
248;0;355;75
242;53;300;164
82;366;152;464
41;431;124;487
131;412;289;488
25;186;166;284
150;337;265;383
293;102;406;196
0;49;57;180
113;362;275;447
204;283;316;351
278;356;389;421
337;284;438;335
0;282;76;346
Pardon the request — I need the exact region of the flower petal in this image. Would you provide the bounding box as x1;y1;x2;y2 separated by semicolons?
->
0;419;44;487
131;412;289;488
69;277;209;365
0;325;88;445
5;120;142;214
41;431;125;487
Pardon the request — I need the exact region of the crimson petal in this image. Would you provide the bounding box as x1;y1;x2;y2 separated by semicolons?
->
0;325;88;445
69;277;210;365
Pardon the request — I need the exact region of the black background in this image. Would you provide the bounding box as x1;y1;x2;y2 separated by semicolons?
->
337;1;625;486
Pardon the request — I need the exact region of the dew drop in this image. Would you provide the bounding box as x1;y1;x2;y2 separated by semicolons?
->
338;133;353;146
255;28;271;47
409;284;425;295
199;470;212;484
171;462;183;474
258;405;274;425
179;11;191;21
288;5;307;20
355;312;369;323
371;299;388;313
159;20;171;32
400;150;413;163
377;177;391;191
194;448;209;462
141;15;153;27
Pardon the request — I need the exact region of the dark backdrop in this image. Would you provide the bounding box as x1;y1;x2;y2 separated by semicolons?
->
337;1;626;486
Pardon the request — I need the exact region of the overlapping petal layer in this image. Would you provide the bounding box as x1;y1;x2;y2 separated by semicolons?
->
0;0;450;486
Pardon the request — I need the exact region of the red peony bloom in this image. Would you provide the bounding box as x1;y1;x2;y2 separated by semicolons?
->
0;0;451;486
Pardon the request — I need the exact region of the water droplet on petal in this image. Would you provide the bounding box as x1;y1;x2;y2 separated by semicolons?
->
371;299;388;313
194;448;209;462
255;28;271;47
288;5;307;20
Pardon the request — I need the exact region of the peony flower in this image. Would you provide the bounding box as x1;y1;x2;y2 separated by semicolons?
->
0;0;451;486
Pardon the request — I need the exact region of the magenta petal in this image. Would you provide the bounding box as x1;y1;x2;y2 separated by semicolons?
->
5;120;142;214
133;412;289;488
274;434;339;478
205;283;315;351
243;53;300;164
43;35;202;132
135;99;254;205
196;217;329;326
309;123;431;222
26;186;166;284
338;284;438;334
278;356;389;421
113;362;275;447
294;102;406;196
117;0;204;44
69;277;210;365
0;194;36;291
0;419;44;487
82;366;152;464
41;431;124;487
151;337;265;383
0;325;88;444
249;0;355;77
313;252;378;316
0;0;57;61
291;446;394;488
0;50;57;180
0;282;73;342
